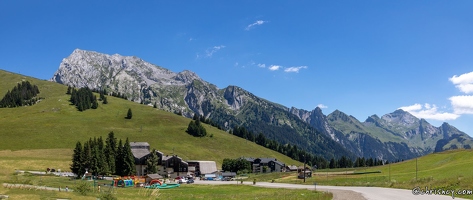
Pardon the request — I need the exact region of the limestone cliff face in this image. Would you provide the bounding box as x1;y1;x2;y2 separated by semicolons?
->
51;49;218;117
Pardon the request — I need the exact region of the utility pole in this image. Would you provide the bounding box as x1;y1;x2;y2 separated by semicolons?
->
416;157;417;182
303;154;306;183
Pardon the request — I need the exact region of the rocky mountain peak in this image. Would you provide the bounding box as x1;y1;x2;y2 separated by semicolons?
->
327;110;350;122
174;70;202;85
381;109;419;127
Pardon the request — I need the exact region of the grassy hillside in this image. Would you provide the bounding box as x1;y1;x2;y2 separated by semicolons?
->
0;70;300;167
254;149;473;199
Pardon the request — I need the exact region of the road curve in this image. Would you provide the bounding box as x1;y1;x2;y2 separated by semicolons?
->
193;180;467;200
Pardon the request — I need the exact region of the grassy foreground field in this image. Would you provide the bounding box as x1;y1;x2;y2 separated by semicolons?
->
251;149;473;199
0;150;331;199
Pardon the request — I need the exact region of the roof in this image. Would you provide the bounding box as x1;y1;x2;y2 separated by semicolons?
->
198;161;218;174
146;174;163;179
286;165;298;170
131;149;150;159
130;142;150;148
241;157;255;162
257;158;285;166
163;155;189;165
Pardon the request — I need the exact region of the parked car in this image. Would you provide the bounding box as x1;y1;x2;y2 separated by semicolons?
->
186;178;194;184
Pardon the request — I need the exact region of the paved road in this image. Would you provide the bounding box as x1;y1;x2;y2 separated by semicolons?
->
193;180;468;200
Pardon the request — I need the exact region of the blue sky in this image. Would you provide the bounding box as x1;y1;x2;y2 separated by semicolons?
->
2;1;473;135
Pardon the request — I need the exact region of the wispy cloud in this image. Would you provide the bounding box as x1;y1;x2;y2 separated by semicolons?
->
245;20;268;31
268;65;281;71
284;66;308;73
199;45;225;58
398;103;459;121
317;104;328;109
257;63;266;68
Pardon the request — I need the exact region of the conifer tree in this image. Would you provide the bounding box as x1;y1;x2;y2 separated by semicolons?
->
70;141;83;177
146;149;159;174
81;141;92;174
105;132;117;174
122;138;136;176
126;108;132;119
91;96;98;109
102;96;108;104
115;139;124;176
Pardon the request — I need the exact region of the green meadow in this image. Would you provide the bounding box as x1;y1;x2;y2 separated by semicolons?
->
0;70;300;166
251;149;473;199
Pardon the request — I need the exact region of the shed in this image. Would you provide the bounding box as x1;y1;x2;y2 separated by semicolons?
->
145;174;163;183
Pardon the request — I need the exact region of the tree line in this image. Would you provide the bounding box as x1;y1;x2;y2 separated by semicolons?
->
0;81;41;108
70;131;136;177
221;158;251;174
186;118;207;137
68;86;99;111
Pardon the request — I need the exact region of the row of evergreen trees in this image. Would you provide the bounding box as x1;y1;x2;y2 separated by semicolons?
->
230;126;329;168
0;81;40;108
68;87;99;111
328;156;388;168
70;132;136;177
186;118;207;137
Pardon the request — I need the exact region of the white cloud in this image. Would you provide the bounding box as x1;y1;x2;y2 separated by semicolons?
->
317;104;328;109
268;65;281;71
398;103;459;121
245;20;268;30
449;95;473;114
205;45;225;57
449;71;473;94
234;62;239;67
257;63;266;68
284;66;308;73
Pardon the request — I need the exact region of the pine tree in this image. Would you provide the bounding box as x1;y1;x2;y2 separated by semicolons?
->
105;131;117;174
115;139;124;175
146;149;159;174
96;136;109;175
122;138;136;176
102;96;108;104
70;141;83;177
81;141;92;175
153;102;157;108
126;108;132;119
66;86;72;94
91;96;98;109
90;144;100;175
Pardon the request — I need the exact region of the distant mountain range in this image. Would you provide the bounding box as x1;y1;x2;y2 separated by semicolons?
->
50;49;473;161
